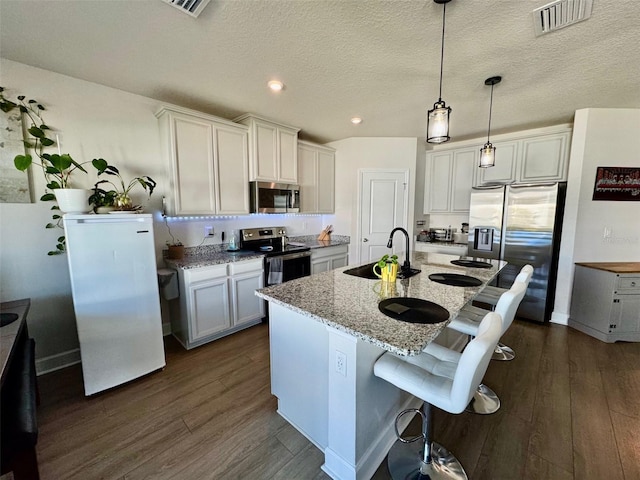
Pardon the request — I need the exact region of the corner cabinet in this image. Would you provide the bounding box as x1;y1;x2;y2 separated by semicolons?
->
475;131;571;186
157;106;250;216
298;140;336;214
310;244;349;274
424;148;476;214
569;263;640;343
172;258;265;349
234;114;300;184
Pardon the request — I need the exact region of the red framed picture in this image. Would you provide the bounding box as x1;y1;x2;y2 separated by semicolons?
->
592;166;640;201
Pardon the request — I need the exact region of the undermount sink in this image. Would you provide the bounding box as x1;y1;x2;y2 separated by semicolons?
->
343;262;379;279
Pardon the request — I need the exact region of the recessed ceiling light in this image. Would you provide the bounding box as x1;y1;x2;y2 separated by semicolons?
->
268;80;284;92
351;117;362;125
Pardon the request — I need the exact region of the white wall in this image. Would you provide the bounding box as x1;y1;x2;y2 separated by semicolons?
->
0;60;325;371
553;108;640;323
327;137;418;265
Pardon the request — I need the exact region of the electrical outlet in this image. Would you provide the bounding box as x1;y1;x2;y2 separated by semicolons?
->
336;350;347;377
204;226;214;237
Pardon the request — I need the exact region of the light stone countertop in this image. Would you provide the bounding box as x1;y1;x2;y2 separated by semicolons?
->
166;235;350;270
256;252;506;356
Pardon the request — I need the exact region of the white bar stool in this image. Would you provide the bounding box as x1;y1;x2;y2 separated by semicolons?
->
447;282;527;414
467;264;533;361
374;312;502;480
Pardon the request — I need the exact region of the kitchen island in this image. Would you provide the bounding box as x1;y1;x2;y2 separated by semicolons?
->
256;253;505;480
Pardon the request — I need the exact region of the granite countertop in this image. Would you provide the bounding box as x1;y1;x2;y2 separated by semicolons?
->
1;298;30;387
575;262;640;274
166;235;350;270
256;252;505;356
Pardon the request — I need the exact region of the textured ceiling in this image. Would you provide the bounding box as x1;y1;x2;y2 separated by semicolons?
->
1;0;639;144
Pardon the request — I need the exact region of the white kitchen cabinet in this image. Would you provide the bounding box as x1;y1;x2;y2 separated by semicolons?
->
234;114;300;183
474;131;571;186
424;148;476;214
172;258;264;349
414;242;467;256
569;263;640;343
298;140;335;214
311;244;349;274
157;106;249;216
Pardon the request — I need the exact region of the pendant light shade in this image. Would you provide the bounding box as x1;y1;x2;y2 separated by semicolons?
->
426;0;452;144
479;76;502;168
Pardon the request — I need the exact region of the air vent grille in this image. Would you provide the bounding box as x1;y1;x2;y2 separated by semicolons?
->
533;0;593;36
161;0;211;18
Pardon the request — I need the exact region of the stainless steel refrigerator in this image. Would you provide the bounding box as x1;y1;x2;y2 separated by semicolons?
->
467;183;566;323
64;213;166;395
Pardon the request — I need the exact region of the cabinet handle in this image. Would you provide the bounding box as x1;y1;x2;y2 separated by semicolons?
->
631;281;636;287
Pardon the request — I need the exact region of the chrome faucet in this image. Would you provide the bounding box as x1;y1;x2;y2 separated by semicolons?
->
387;227;411;275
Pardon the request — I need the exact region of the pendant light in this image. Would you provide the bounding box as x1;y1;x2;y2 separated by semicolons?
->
479;76;502;168
426;0;452;144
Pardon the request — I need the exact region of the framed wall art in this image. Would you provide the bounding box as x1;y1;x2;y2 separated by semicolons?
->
0;109;33;203
592;166;640;201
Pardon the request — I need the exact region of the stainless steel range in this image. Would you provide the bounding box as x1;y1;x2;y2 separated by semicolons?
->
239;227;311;287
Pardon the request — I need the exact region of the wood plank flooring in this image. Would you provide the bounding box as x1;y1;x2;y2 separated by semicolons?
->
28;320;640;480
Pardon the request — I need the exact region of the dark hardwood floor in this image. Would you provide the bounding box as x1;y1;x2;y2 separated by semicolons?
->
30;319;640;479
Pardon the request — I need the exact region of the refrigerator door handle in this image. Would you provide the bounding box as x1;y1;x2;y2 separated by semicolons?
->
75;217;148;224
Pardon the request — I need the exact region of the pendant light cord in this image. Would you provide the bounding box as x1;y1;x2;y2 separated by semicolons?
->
438;3;447;102
486;83;494;143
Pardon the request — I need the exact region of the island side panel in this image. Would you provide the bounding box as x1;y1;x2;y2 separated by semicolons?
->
269;302;329;449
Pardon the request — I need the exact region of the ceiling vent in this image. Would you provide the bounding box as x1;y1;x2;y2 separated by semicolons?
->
161;0;211;18
533;0;593;36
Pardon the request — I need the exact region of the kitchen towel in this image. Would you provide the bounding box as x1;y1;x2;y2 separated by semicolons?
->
267;257;283;285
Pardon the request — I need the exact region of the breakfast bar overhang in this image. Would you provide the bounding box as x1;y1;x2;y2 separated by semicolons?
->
256;253;506;480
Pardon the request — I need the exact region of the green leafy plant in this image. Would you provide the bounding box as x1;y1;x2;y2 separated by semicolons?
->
376;254;398;269
88;184;118;212
92;158;156;210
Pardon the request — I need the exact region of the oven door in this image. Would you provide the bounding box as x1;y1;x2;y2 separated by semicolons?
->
265;251;311;286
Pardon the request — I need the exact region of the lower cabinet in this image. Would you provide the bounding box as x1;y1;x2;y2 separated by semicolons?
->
569;264;640;343
172;258;265;349
310;244;349;274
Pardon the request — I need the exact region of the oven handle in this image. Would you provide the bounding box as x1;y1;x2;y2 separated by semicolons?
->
275;251;312;261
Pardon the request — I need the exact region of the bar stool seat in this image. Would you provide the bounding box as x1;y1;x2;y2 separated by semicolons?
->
474;264;534;307
374;312;502;480
446;282;527;415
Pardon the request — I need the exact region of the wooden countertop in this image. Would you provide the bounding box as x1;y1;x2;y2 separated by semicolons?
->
576;262;640;274
1;298;30;386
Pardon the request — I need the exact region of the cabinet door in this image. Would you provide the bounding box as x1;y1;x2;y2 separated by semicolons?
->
612;296;640;334
298;144;318;212
172;116;216;215
450;149;476;212
215;124;249;214
187;278;231;341
330;254;348;270
519;133;569;183
278;128;298;183
311;258;331;274
253;120;278;181
425;151;452;213
475;141;519;186
231;271;265;326
316;149;335;213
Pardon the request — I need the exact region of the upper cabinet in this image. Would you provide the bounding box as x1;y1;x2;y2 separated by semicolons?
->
298;140;336;214
475;131;571;186
424;147;476;214
234;114;300;184
157;106;249;216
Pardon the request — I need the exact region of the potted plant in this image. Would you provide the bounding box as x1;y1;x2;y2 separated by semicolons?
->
0;88;95;214
88;184;118;214
91;158;156;211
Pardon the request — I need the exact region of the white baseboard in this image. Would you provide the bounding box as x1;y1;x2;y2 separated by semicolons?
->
550;312;569;325
36;348;81;376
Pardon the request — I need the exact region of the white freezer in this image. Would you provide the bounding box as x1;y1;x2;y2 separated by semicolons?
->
64;213;165;395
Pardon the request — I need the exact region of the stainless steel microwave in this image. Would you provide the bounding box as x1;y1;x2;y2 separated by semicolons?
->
249;182;300;213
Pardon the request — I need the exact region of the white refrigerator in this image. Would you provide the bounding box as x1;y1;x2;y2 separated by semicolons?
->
64;213;166;395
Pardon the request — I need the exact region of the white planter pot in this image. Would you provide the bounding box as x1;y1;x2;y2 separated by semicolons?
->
54;189;91;214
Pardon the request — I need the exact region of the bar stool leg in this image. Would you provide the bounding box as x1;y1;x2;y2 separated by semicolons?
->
492;342;515;361
387;403;468;480
465;384;500;415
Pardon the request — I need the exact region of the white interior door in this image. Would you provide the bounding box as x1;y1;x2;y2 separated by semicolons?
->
358;170;409;264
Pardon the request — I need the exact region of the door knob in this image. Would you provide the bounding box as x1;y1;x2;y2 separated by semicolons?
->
363;238;369;242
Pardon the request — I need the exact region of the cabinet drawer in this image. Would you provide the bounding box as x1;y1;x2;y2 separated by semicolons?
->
228;258;263;276
184;264;228;283
616;276;640;294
